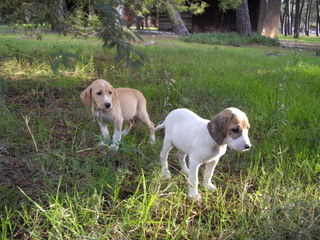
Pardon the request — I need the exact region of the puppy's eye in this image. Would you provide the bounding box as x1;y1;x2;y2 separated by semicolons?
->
97;91;102;95
109;91;112;95
231;127;240;133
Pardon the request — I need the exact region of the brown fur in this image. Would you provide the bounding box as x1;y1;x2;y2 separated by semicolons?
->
80;79;155;148
207;109;250;145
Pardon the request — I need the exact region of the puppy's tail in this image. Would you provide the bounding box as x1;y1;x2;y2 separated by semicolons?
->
155;121;165;131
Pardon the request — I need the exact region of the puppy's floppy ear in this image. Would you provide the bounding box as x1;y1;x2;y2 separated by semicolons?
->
111;86;118;99
110;86;114;94
80;86;92;107
207;114;228;145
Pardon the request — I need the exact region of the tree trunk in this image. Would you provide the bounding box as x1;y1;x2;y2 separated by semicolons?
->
304;0;312;36
51;0;68;32
294;0;305;38
236;0;252;36
165;0;190;35
62;0;68;15
290;0;294;35
258;0;281;38
136;15;142;29
280;6;284;34
145;15;149;28
294;0;300;38
317;0;320;36
283;0;291;36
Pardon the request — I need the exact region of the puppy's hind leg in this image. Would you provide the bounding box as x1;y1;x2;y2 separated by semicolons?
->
121;119;134;136
159;139;173;178
177;151;189;176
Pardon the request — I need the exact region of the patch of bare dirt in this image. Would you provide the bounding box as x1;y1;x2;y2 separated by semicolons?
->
0;140;44;201
279;40;320;50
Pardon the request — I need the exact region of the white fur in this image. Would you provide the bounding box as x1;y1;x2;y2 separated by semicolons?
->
155;108;251;200
226;129;250;151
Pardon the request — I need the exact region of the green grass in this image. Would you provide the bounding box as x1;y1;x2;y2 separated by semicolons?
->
0;31;319;239
180;32;280;46
279;34;320;44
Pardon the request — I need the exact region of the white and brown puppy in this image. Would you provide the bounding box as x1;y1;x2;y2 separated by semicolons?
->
80;79;155;150
155;108;251;200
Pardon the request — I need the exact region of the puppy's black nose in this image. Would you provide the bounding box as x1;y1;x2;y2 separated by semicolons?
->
105;103;111;109
244;144;251;149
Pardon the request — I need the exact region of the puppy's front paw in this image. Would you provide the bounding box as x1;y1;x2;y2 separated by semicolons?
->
149;135;156;145
163;170;171;179
189;191;201;201
204;183;216;192
121;129;130;136
98;141;107;146
181;168;189;176
108;143;119;151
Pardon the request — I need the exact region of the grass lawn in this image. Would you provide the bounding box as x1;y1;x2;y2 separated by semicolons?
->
0;30;319;239
278;33;320;44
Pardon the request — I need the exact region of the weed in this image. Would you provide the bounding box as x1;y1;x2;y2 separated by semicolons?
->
0;31;319;239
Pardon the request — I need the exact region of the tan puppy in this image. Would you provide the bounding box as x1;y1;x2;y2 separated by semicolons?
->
155;108;251;200
81;79;155;150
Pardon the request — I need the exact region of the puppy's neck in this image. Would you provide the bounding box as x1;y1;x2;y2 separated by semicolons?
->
92;104;114;120
94;109;114;122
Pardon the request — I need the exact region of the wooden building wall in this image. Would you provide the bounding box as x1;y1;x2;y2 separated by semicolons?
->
158;0;260;33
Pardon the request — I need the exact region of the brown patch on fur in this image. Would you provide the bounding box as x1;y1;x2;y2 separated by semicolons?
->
207;109;250;144
207;112;228;145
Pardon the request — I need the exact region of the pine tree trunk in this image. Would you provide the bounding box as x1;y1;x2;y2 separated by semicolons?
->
136;15;142;29
284;0;291;36
258;0;281;38
294;0;300;38
294;0;305;38
165;0;190;35
290;0;294;35
304;0;312;36
317;0;320;36
51;0;68;32
236;0;252;36
145;15;149;28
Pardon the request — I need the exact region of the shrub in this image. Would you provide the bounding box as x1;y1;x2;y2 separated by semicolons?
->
180;32;280;47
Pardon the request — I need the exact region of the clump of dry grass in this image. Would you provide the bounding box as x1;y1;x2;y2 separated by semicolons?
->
1;31;319;239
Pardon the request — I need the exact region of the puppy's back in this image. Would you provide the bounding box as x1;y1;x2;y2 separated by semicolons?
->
157;108;207;133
